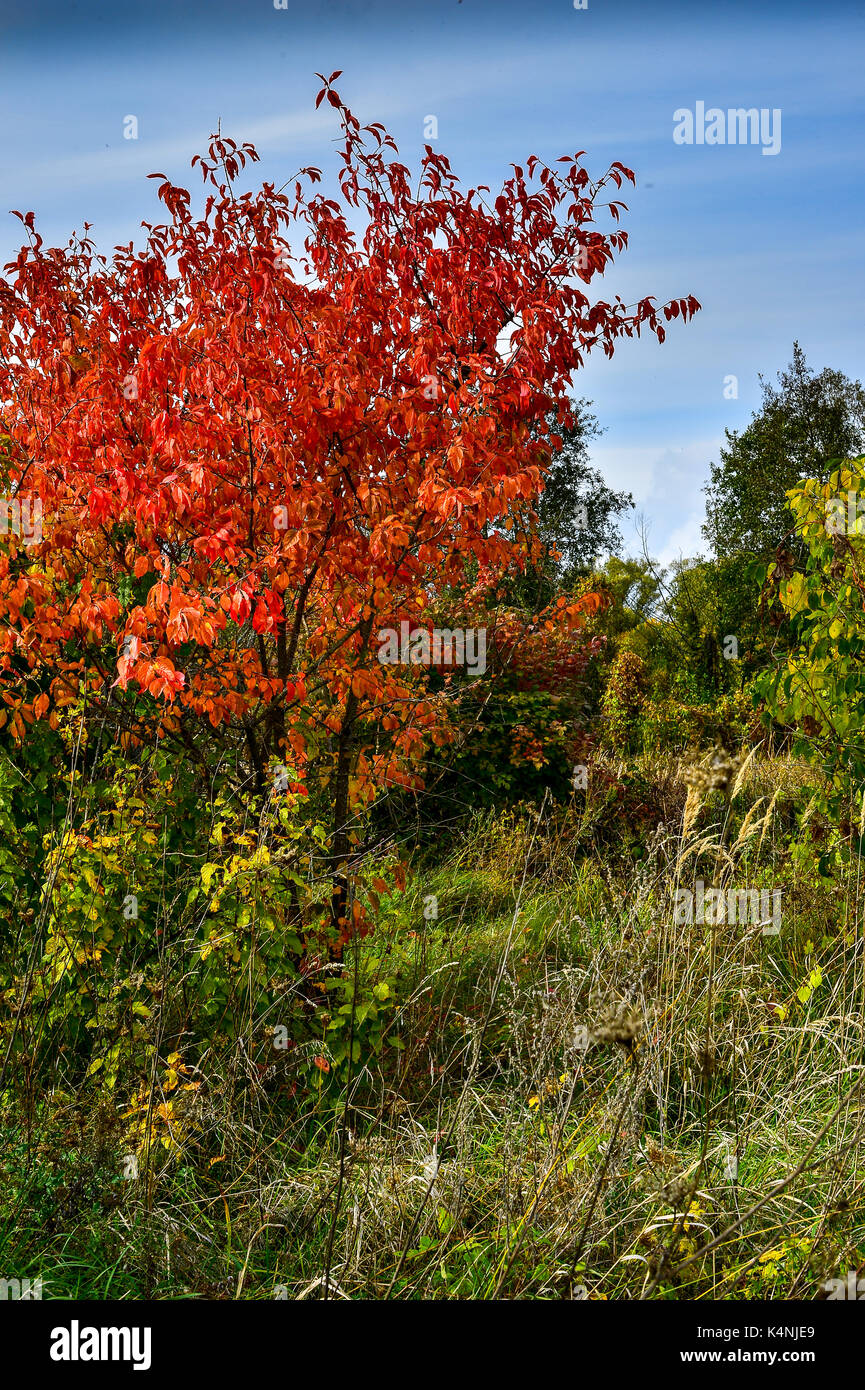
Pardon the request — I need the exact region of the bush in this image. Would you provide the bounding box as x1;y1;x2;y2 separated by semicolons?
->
601;651;648;751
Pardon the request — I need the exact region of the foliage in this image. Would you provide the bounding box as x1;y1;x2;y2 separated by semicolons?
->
0;78;696;938
600;650;648;751
704;343;865;561
506;403;634;611
10;74;862;1312
638;687;755;754
2;758;862;1302
756;454;865;873
409;591;606;812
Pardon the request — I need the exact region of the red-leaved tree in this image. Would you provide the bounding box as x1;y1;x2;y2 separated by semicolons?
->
0;73;699;929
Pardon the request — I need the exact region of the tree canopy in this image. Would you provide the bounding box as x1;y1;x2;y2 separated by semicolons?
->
703;343;865;561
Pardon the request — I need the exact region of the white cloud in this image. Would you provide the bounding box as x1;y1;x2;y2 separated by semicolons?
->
589;437;720;561
655;512;708;567
9;108;339;192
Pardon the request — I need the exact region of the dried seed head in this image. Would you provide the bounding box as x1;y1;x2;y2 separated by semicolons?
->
591;1000;642;1049
690;1038;718;1079
662;1176;695;1210
681;745;740;797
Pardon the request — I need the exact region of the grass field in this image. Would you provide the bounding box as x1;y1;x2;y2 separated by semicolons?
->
3;749;863;1301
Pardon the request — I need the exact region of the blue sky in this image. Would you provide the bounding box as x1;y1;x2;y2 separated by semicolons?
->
1;0;862;564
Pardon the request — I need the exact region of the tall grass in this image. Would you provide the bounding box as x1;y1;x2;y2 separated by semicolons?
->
1;750;863;1299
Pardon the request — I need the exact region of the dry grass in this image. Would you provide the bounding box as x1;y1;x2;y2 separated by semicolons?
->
2;752;863;1300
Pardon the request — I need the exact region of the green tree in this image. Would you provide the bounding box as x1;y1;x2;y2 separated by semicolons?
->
755;455;865;873
508;402;634;610
665;556;763;697
704;344;865;561
595;556;662;637
602;552;762;702
538;401;634;576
